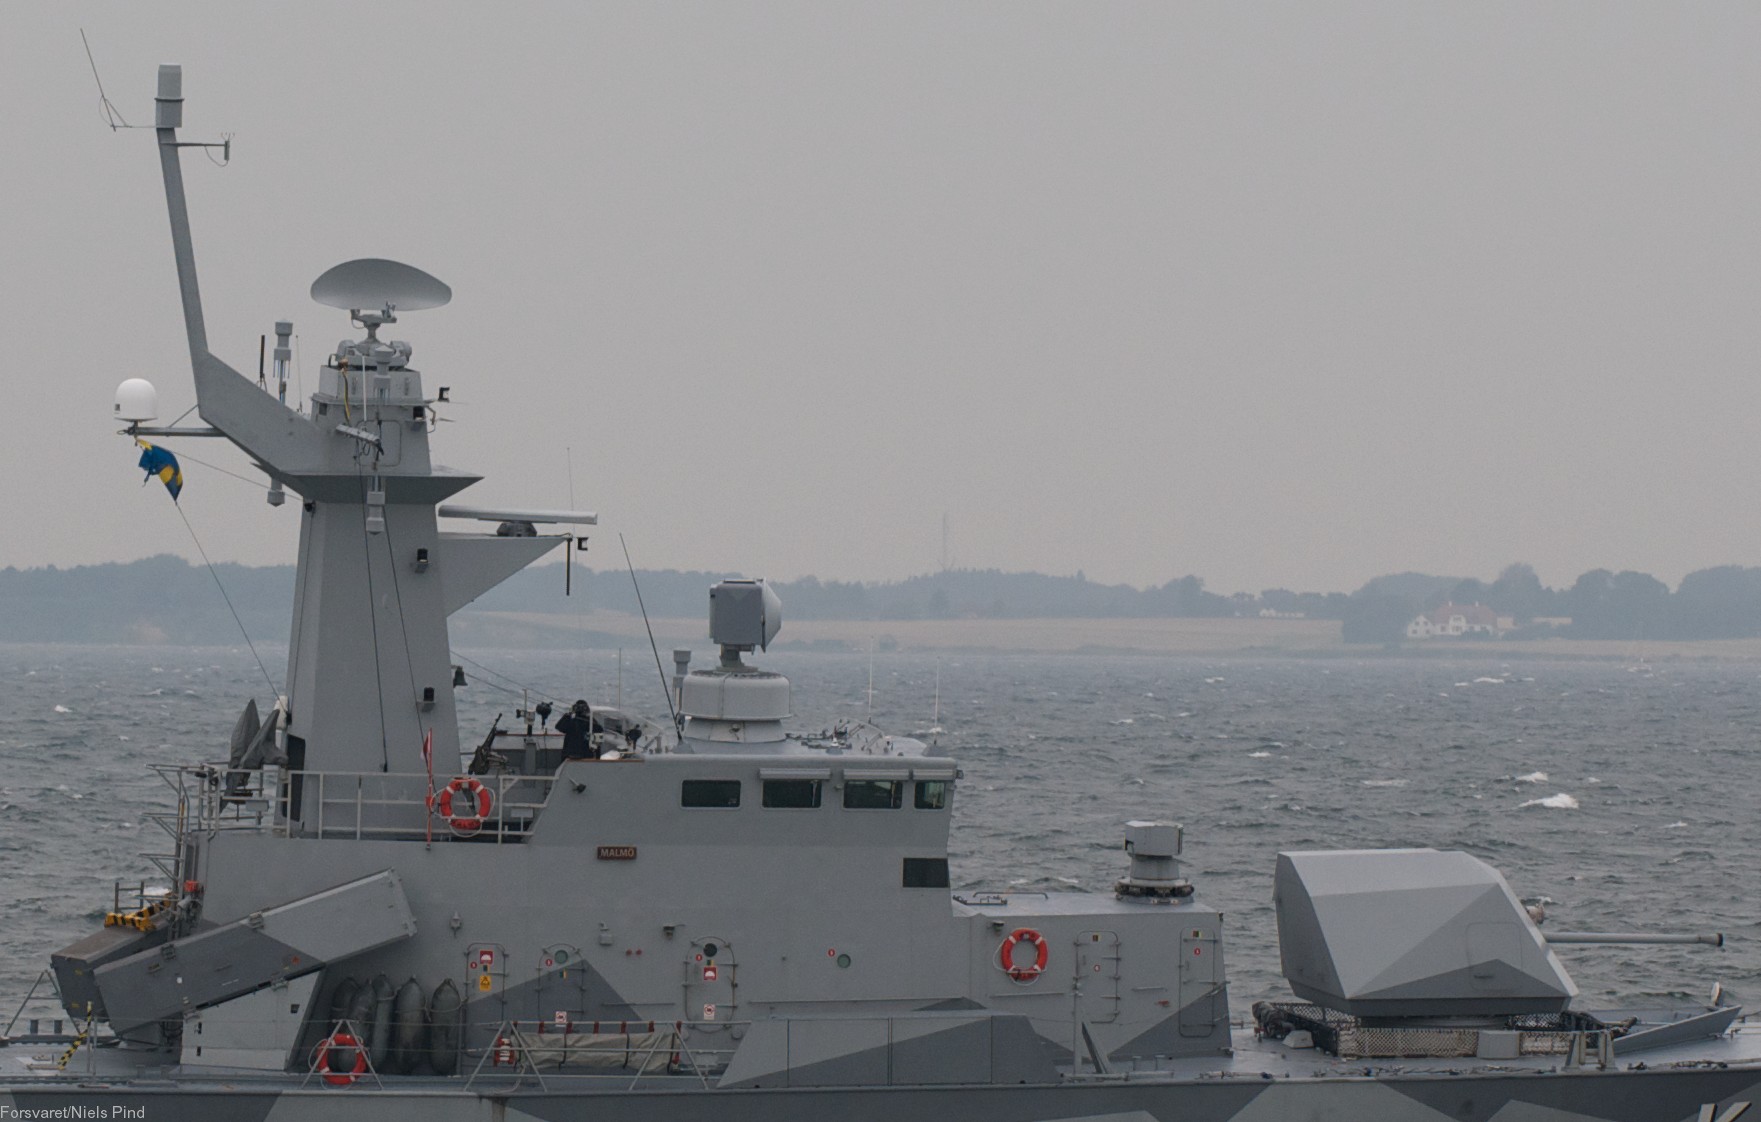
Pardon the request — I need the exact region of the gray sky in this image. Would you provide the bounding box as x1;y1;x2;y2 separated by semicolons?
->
5;2;1761;595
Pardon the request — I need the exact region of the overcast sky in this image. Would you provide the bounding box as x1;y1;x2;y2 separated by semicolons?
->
5;2;1761;595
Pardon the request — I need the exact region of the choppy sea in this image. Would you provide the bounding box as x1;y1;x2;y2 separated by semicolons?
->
3;642;1757;1022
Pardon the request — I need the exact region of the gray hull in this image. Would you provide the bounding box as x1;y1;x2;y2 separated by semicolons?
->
5;1067;1761;1122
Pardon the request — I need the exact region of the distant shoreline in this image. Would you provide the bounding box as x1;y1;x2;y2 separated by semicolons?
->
10;612;1760;662
17;556;1761;650
454;611;1761;661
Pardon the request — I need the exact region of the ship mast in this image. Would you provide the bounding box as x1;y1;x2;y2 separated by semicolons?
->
141;65;590;831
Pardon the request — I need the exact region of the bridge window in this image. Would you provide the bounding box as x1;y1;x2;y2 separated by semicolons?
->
903;858;950;887
914;781;948;810
681;779;741;808
842;780;904;809
762;779;822;808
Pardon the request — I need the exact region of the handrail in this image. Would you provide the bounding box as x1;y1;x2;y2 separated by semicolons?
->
788;719;903;756
491;727;671;757
162;762;561;843
276;768;557;842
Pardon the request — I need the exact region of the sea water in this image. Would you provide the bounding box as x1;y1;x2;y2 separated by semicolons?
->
2;643;1756;1021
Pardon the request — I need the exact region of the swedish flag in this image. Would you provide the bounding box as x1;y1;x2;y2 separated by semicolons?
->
136;439;183;502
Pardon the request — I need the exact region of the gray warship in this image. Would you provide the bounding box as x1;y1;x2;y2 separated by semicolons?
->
2;66;1757;1122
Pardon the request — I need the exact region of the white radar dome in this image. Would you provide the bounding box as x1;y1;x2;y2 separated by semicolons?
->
114;378;159;423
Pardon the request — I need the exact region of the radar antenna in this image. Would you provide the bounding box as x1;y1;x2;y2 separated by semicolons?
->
310;258;452;341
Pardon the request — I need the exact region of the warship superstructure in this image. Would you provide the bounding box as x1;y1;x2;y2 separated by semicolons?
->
3;66;1759;1122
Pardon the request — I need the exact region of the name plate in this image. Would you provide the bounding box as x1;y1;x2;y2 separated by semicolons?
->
597;845;637;861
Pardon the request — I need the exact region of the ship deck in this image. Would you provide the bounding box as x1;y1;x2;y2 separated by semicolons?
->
6;1013;1758;1091
1142;1014;1761;1084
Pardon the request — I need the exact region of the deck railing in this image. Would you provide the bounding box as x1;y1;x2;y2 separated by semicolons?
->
164;762;559;843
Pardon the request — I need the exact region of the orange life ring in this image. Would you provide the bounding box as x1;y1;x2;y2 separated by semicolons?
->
430;776;493;832
998;928;1049;983
315;1029;367;1085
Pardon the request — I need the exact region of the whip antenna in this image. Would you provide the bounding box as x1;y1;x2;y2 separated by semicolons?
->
620;534;681;742
80;30;138;130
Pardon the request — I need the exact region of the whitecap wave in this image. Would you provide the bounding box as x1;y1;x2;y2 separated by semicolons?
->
1514;771;1548;784
1361;779;1408;788
1520;793;1579;810
52;704;70;714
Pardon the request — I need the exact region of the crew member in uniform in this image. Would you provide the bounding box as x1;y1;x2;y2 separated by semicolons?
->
556;699;598;760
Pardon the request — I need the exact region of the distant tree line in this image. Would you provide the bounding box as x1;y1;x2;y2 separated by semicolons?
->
1338;562;1761;643
473;565;1255;621
7;555;1761;646
0;554;291;645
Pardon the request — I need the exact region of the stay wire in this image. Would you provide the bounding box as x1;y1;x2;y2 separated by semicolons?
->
171;449;274;493
450;650;565;705
459;672;527;701
173;502;278;697
137;423;276;495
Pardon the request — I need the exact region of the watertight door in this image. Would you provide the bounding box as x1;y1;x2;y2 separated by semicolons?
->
533;943;588;1025
1074;930;1121;1024
685;937;736;1023
1178;926;1223;1038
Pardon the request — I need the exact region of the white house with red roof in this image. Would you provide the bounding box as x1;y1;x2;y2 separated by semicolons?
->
1406;602;1501;639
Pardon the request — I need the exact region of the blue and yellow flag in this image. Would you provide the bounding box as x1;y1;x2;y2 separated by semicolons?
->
136;439;183;502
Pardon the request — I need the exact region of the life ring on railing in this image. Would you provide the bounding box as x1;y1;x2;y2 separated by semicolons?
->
998;928;1049;983
315;1030;367;1085
430;776;492;832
